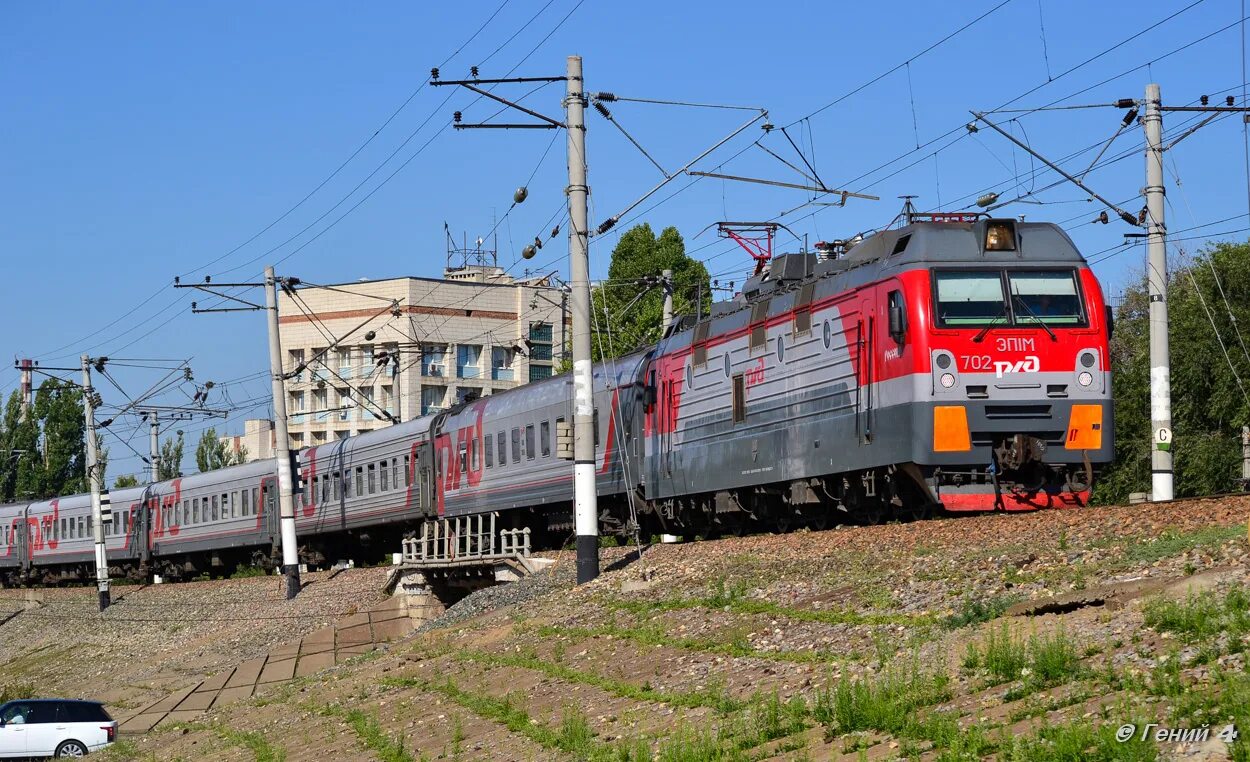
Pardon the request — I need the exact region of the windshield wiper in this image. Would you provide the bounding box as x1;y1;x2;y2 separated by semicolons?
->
1011;289;1058;342
972;303;1010;343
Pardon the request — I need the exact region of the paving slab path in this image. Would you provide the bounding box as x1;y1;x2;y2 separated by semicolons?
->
118;595;412;734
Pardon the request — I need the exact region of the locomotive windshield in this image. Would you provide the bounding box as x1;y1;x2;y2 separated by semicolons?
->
934;272;1006;325
935;269;1084;327
1006;270;1083;325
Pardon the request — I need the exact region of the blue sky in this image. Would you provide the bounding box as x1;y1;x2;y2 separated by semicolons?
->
3;0;1248;477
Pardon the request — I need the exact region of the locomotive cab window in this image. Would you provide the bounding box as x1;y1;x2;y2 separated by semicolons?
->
1006;270;1084;325
934;271;1007;326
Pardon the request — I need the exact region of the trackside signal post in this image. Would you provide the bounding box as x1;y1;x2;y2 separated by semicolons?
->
81;355;110;612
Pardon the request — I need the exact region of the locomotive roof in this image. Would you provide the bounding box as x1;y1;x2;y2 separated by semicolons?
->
659;219;1085;356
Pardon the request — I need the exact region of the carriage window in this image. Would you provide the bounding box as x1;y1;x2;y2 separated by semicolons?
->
1006;270;1084;325
182;500;189;525
498;432;507;466
458;442;467;474
484;434;494;468
732;374;746;423
211;495;219;521
934;271;1007;326
367;465;376;495
470;438;479;471
525;425;536;461
78;516;86;537
593;409;600;447
61;518;67;540
380;462;389;492
511;428;521;463
540;420;551;457
356;467;364;497
193;498;200;523
404;456;411;487
232;492;239;518
392;459;399;490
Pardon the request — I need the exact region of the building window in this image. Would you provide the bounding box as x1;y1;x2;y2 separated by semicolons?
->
421;385;446;415
380;384;395;416
528;322;553;361
491;346;516;381
337;348;352;380
359;387;374;421
457;345;482;378
288;349;305;382
290;432;304;450
529;364;553;381
335;387;351;421
313;387;328;422
422;343;447;377
361;345;374;378
310;348;329;381
290;391;306;425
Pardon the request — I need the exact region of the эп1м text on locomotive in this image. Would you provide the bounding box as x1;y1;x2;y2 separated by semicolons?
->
1;214;1112;585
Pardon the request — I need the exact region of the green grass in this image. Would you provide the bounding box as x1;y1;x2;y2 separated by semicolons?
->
1118;524;1245;566
451;648;744;714
812;661;952;738
962;624;1083;695
999;720;1157;761
229;565;270;579
533;622;848;665
0;682;35;702
606;578;932;628
215;727;287;762
314;704;415;762
943;594;1021;630
1143;586;1250;645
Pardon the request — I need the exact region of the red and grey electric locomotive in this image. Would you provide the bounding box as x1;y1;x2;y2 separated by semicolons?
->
0;214;1112;585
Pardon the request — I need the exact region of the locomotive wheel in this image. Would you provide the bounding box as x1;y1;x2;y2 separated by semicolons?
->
809;511;830;531
859;504;885;525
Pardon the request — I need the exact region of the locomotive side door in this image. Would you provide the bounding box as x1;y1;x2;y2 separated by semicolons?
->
858;291;876;444
661;363;684;477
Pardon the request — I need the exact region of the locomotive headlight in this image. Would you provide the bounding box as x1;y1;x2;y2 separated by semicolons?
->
984;220;1017;251
940;372;956;389
1079;351;1096;368
1077;371;1093;387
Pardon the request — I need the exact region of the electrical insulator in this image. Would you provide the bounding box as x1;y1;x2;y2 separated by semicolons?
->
1115;98;1135;109
593;102;611;119
534;236;543;250
1096;211;1109;225
364;330;376;341
595;92;617;102
430;67;440;80
551;226;559;239
1228;96;1236;107
1121;108;1138;128
514;186;528;204
975;192;999;208
453;111;462;124
470;66;479;78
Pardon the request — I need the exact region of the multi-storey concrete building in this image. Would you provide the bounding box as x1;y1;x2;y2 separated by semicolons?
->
275;266;565;450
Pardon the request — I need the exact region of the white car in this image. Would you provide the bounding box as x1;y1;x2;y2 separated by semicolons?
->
0;699;116;758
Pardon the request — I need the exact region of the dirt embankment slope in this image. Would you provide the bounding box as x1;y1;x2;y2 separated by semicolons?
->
56;497;1250;760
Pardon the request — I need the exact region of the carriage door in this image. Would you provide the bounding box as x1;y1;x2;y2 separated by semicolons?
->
261;476;279;536
416;444;433;517
16;517;30;572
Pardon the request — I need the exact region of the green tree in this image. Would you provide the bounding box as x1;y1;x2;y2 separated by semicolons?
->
33;379;88;497
195;428;246;473
590;224;710;360
158;432;185;480
1094;241;1250;503
0;391;42;502
113;474;139;489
